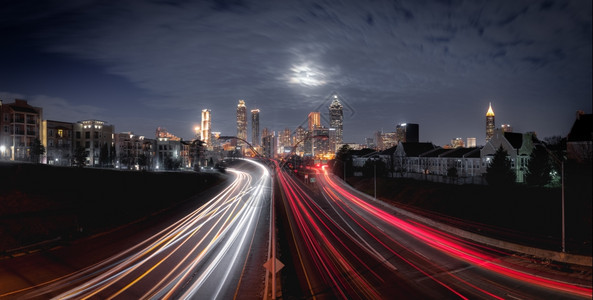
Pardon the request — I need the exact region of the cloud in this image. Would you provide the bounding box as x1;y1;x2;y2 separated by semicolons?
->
2;0;590;144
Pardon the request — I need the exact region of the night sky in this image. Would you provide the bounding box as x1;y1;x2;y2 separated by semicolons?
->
1;0;591;146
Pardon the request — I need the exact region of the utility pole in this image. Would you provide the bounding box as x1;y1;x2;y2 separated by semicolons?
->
374;159;377;200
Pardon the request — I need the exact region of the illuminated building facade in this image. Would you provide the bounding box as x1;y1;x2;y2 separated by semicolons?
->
155;127;183;170
115;132;149;170
237;100;247;147
294;126;306;156
251;109;260;147
201;109;211;149
41;120;73;165
486;103;495;142
396;123;419;143
467;137;477;148
329;94;343;153
279;127;291;154
451;137;464;148
262;128;276;158
0;99;43;161
308;112;321;131
74;120;114;167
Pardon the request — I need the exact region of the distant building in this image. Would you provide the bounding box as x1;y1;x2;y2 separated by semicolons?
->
262;128;276;158
396;123;419;143
201;109;211;149
308;112;321;131
0;99;43;161
486;103;495;142
155;127;183;170
279;127;291;154
237;100;247;147
328;94;343;153
451;137;464;148
294;126;306;156
115;132;151;170
251;109;260;147
501;124;512;133
74;120;114;167
41;120;74;166
365;137;375;149
467;137;477;148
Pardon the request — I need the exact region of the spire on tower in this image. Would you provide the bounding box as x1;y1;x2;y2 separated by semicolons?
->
486;102;495;117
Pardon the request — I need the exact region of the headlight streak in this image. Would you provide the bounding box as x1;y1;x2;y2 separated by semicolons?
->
320;170;592;298
9;159;271;299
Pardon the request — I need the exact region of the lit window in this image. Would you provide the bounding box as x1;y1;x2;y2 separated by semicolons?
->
58;129;63;137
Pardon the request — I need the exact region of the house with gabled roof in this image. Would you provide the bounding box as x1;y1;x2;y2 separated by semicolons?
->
393;142;438;173
481;128;537;183
566;111;592;163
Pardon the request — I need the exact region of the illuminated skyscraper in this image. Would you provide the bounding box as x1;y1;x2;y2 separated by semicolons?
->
251;109;260;147
329;94;343;153
237;100;247;146
486;103;495;142
294;126;306;155
396;123;419;143
201;109;211;148
308;112;321;131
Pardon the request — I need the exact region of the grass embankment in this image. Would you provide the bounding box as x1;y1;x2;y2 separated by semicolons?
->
0;163;225;253
345;169;591;256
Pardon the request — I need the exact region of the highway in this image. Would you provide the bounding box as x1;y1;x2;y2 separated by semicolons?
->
276;164;592;299
0;159;272;299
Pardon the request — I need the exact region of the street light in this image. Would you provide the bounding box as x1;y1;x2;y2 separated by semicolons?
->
0;145;5;160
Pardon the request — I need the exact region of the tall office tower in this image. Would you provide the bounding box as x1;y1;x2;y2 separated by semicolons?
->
201;109;211;148
251;109;260;147
237;100;247;146
486;102;495;142
328;94;343;153
396;123;419;143
295;126;306;155
280;128;291;153
374;131;384;150
308;112;321;131
467;137;477;148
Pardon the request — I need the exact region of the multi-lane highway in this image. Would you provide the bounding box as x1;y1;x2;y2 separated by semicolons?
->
1;159;591;299
0;159;272;299
276;164;592;299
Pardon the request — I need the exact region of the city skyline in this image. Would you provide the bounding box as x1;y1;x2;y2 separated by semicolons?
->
0;1;591;146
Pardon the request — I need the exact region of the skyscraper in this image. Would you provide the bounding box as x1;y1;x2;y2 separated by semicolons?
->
486;103;495;142
396;123;419;143
251;109;260;147
201;109;211;148
308;112;321;131
329;94;343;153
237;100;247;146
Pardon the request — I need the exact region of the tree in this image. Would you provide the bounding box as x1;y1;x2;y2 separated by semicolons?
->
485;146;516;186
333;145;353;179
30;138;45;163
138;154;149;171
99;143;110;167
447;166;458;178
525;146;552;186
73;146;87;168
